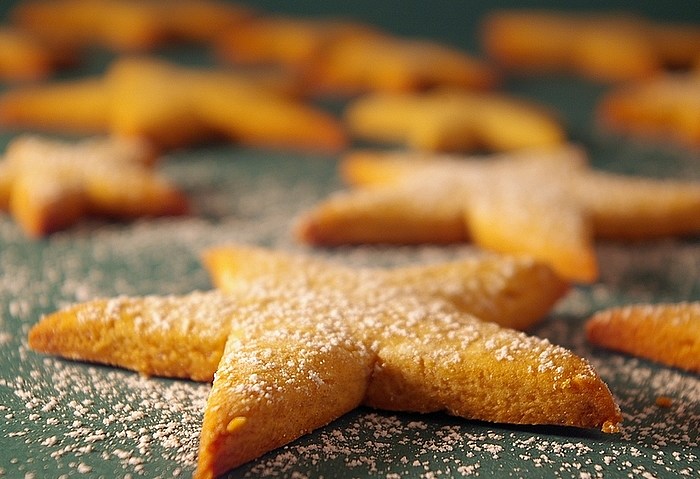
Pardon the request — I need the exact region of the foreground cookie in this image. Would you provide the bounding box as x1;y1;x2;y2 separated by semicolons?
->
0;57;346;152
482;10;700;82
29;246;620;477
202;244;570;331
11;0;253;51
586;303;700;373
195;287;619;478
29;245;569;379
345;89;564;152
296;146;700;283
597;72;700;148
0;135;187;237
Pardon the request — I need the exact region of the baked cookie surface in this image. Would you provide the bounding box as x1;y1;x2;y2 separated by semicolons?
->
296;146;700;283
597;72;700;148
0;57;346;152
0;27;74;81
202;244;570;331
586;303;700;373
0;135;187;237
482;10;700;81
28;244;620;477
11;0;253;51
345;88;565;152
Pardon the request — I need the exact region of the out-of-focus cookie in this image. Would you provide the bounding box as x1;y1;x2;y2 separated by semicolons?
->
481;10;700;82
345;89;564;152
217;16;496;95
106;57;346;151
202;244;569;331
296;146;700;283
586;303;700;373
216;15;379;71
597;72;700;148
0;77;110;133
0;135;187;237
11;0;253;51
0;27;75;81
308;32;497;94
0;57;346;152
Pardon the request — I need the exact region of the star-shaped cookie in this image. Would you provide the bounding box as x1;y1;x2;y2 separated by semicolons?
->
0;135;188;237
0;57;346;152
482;10;700;82
345;88;565;152
218;16;497;95
11;0;253;51
216;15;380;70
29;245;570;380
216;15;496;95
29;245;620;478
307;31;497;94
296;146;700;283
597;72;700;148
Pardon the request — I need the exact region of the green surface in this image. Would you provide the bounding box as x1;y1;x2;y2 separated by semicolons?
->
1;1;699;478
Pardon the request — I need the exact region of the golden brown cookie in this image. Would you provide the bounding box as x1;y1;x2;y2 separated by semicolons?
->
0;27;75;81
217;16;495;96
0;77;110;133
586;303;700;373
28;248;621;476
194;285;620;478
597;72;700;148
29;244;567;379
216;15;379;71
481;10;700;82
28;291;232;381
345;88;564;152
296;146;700;283
308;31;497;94
0;57;346;152
0;135;187;237
11;0;253;51
202;244;569;331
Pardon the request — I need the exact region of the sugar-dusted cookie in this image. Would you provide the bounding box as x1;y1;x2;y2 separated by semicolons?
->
0;27;75;82
0;135;187;237
195;286;620;478
307;32;497;94
296;146;700;283
0;57;346;152
586;303;700;373
345;89;564;152
11;0;253;51
597;72;700;148
29;246;621;476
29;244;567;379
481;10;700;82
202;244;569;331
